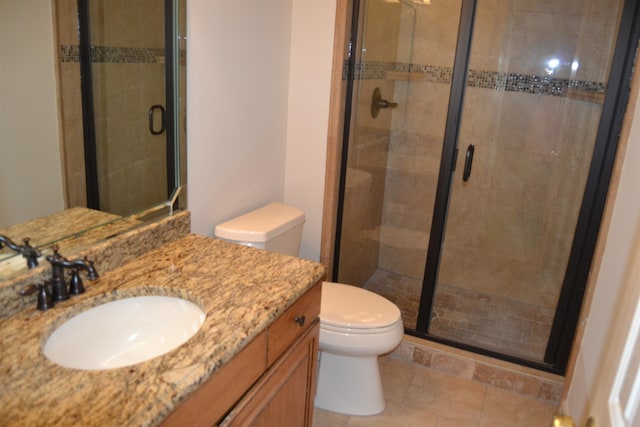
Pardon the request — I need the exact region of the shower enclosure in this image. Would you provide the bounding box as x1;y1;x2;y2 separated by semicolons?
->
334;0;638;372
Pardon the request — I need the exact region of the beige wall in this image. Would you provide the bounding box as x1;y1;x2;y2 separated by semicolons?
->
0;1;65;228
284;0;338;261
187;0;337;263
187;0;292;237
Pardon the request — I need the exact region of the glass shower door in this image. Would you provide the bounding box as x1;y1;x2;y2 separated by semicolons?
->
84;0;172;215
336;0;463;328
428;0;625;362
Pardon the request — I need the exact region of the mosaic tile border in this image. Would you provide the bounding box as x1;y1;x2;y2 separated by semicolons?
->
347;60;606;100
61;45;175;64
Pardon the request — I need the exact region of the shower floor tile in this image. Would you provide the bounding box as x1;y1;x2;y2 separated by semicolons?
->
312;356;558;427
363;269;554;362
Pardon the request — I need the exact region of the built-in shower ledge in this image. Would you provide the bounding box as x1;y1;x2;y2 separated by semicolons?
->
364;225;429;250
389;335;563;406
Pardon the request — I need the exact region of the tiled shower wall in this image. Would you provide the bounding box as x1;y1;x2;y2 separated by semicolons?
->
337;2;402;287
54;0;186;216
340;0;619;310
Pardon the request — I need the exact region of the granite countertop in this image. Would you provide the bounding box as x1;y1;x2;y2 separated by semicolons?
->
0;234;325;426
0;207;125;258
0;207;146;281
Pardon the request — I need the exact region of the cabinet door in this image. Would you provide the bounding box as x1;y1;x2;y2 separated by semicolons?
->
221;321;319;427
161;332;268;427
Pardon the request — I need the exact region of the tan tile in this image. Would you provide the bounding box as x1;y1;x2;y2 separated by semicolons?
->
538;381;562;403
435;414;481;427
54;0;80;45
388;341;415;363
413;346;433;367
314;352;561;427
403;367;486;424
360;1;403;63
479;387;558;427
473;364;541;399
379;357;415;404
431;353;475;380
345;399;438;427
313;407;350;427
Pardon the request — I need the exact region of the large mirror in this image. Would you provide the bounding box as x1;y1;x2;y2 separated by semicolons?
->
0;0;186;279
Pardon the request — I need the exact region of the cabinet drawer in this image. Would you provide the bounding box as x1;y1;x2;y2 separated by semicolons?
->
267;281;321;366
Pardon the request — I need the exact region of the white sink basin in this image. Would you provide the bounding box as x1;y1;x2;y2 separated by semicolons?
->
44;296;206;370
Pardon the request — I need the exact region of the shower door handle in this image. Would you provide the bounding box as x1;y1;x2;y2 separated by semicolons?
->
462;144;475;182
148;104;166;135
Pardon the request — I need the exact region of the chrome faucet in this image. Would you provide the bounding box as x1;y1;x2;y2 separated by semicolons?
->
0;235;41;269
46;246;99;301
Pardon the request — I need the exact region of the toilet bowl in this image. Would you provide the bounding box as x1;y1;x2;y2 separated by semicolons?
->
315;281;403;415
214;203;404;416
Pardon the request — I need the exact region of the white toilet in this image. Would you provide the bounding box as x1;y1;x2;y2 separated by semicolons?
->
215;202;404;416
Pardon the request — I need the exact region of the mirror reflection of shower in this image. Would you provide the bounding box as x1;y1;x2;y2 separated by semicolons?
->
56;0;186;217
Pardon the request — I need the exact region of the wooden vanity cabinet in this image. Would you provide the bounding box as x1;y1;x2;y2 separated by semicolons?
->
220;319;318;427
161;281;321;427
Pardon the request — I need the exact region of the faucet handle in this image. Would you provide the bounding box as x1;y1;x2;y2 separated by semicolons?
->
69;268;85;295
19;282;55;311
36;282;55;311
47;244;65;262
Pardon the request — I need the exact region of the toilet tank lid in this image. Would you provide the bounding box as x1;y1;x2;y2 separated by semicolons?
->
214;202;305;243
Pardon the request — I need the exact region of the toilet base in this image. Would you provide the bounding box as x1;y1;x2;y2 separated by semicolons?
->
314;351;385;416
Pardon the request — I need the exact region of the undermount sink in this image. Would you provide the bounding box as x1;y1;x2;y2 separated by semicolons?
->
44;296;206;370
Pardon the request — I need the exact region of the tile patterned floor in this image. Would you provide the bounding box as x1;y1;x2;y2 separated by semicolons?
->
313;355;558;427
363;269;555;362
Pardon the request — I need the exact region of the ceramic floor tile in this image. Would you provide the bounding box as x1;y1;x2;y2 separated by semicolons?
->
313;353;559;427
479;386;557;427
344;399;438;427
313;408;350;427
434;415;481;427
378;356;415;403
402;365;487;425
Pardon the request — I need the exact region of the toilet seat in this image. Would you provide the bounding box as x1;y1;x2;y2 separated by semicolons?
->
320;319;403;335
320;281;402;333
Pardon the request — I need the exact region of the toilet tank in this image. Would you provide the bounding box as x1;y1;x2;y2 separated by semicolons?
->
214;202;305;256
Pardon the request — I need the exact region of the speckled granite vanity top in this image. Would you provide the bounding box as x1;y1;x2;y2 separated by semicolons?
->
0;234;325;426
